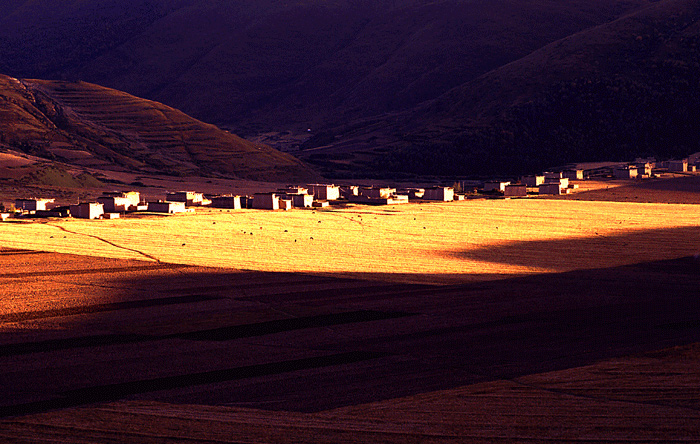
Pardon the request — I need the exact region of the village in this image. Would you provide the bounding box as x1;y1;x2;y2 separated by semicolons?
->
0;157;696;221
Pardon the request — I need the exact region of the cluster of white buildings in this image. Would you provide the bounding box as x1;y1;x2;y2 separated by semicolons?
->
4;157;696;221
8;191;191;220
3;184;459;220
480;156;700;197
482;169;581;197
228;184;458;211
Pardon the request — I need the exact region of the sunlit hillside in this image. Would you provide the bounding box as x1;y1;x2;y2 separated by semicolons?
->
0;75;318;182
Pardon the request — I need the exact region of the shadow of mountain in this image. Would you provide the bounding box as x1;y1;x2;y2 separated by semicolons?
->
455;225;700;271
1;245;700;416
565;176;700;204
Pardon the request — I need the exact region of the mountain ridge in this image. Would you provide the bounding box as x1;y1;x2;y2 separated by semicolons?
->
0;74;318;182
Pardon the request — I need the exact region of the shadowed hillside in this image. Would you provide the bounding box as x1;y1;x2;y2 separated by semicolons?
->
0;2;654;131
0;75;318;181
370;0;700;176
2;0;699;178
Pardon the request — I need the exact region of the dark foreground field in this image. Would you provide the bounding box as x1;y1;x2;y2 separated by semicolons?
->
1;247;700;442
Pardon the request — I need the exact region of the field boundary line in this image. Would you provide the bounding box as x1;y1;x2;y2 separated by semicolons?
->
47;223;162;263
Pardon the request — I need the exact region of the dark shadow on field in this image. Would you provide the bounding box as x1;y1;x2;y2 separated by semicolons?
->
564;176;700;204
456;225;700;270
633;175;700;192
1;238;700;415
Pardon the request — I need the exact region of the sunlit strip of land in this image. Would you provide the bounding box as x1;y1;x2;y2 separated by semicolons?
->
1;200;699;284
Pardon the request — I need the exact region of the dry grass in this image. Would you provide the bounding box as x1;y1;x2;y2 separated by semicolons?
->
1;199;699;283
4;344;700;443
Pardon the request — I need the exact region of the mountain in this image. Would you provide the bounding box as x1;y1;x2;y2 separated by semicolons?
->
0;1;654;128
2;0;698;177
372;0;700;176
0;74;317;182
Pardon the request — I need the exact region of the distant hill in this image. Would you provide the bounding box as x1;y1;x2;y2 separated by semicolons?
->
0;1;655;126
372;0;700;176
3;0;700;177
0;75;318;182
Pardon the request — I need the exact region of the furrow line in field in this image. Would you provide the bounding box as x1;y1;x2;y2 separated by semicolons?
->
47;224;162;263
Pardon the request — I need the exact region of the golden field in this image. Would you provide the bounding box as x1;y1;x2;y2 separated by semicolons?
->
1;199;699;283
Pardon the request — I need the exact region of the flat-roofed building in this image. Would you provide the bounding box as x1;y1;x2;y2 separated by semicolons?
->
634;162;653;177
307;184;340;200
287;193;314;208
388;195;409;204
538;183;562;195
563;169;584;180
340;185;359;198
360;187;396;199
15;198;55;211
544;171;563;181
400;188;425;199
252;193;280;210
279;199;293;211
668;160;688;172
614;166;638;179
210;195;243;209
148;201;188;214
70;202;104;219
97;191;141;213
423;186;454;201
280;186;309;195
483;182;510;193
521;175;545;187
277;187;314;208
166;191;205;206
504;184;527;197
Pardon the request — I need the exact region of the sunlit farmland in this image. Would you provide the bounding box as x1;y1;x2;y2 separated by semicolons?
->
2;199;699;283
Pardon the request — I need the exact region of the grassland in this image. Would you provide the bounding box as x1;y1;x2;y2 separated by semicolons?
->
1;199;699;284
2;197;700;442
1;244;700;442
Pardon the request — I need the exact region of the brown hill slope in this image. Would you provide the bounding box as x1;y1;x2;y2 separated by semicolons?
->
0;75;318;181
0;0;654;132
368;0;700;176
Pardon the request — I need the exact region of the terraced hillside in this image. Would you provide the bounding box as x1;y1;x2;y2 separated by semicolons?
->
0;75;318;182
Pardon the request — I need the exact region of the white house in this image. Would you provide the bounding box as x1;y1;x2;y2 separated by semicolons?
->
287;193;314;208
252;193;280;210
340;185;359;198
15;198;55;211
97;191;140;213
504;184;527;197
538;183;563;195
544;171;563;181
307;184;340;200
668;160;688;172
279;199;293;211
148;201;188;213
210;195;243;209
483;182;510;193
562;169;584;180
360;187;396;199
423;187;454;201
634;162;652;177
521;175;545;187
614;167;638;179
166;191;206;206
70;202;104;219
